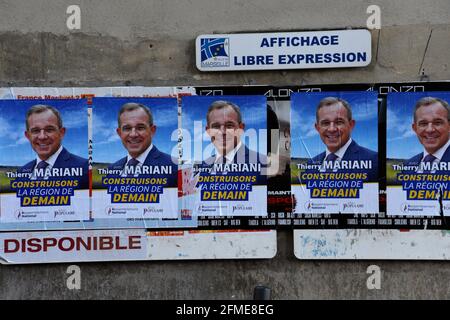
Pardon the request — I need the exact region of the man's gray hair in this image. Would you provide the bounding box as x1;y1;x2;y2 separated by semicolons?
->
316;97;352;122
26;104;63;130
206;100;242;125
118;102;153;127
414;96;450;122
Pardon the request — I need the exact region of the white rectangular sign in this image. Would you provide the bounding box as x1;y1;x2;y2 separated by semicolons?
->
0;229;277;264
147;230;276;260
196;29;371;71
0;229;148;264
294;229;450;260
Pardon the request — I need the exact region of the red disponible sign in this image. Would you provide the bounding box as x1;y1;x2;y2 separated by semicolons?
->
0;230;148;264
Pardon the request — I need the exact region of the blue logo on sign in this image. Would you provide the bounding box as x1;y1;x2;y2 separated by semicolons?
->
200;38;229;67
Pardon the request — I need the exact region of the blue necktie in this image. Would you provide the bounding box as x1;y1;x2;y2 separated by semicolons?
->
36;161;49;170
127;158;139;167
422;154;436;173
127;158;139;176
326;153;338;162
324;153;338;172
35;161;49;179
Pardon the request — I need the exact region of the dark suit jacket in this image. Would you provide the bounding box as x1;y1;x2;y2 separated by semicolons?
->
109;146;178;187
404;144;450;167
19;147;89;189
308;140;379;182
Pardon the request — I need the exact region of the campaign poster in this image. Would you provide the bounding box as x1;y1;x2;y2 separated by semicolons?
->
291;92;379;214
0;99;89;222
181;95;268;216
91;97;179;219
387;92;450;216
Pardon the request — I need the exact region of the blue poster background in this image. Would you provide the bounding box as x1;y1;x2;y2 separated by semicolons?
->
181;95;267;163
387;91;450;159
291;91;378;159
92;97;178;163
0;99;88;167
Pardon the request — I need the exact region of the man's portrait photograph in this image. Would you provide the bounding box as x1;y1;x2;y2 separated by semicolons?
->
0;99;89;223
181;95;267;217
386;92;450;216
91;97;179;220
290;91;379;214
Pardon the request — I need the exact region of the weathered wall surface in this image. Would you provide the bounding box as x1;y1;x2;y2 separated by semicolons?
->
1;0;450;299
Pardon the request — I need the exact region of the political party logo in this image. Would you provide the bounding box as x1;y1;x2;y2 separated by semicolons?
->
304;201;313;212
143;207;163;215
104;206;127;216
54;209;75;218
401;203;409;213
14;209;44;220
399;203;434;214
232;204;253;213
342;202;364;211
15;209;24;220
200;38;230;68
196;204;227;213
303;200;336;212
106;206;113;216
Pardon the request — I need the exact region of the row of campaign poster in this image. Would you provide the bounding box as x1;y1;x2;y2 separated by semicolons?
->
291;91;450;217
0;95;269;226
2;88;450;229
